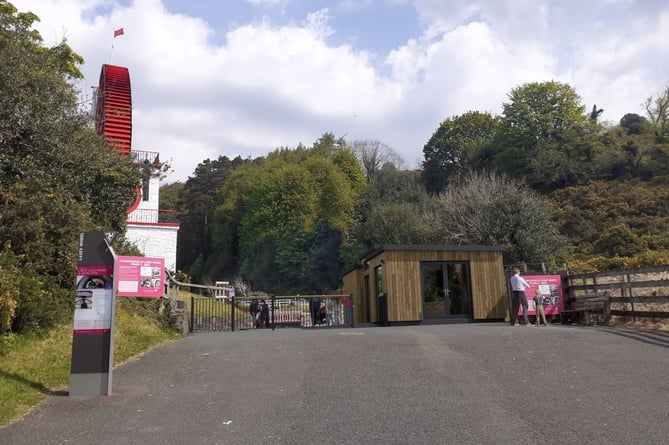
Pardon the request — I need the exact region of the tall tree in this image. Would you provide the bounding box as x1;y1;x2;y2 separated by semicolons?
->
349;139;403;182
484;81;586;178
620;113;648;135
644;87;669;143
528;120;608;190
212;135;366;293
0;0;138;279
176;155;245;276
0;1;139;331
422;111;499;194
158;181;184;214
355;163;428;249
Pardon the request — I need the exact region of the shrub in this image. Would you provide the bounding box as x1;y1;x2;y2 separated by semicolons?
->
0;253;19;334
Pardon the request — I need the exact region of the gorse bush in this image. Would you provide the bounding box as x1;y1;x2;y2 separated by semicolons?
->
0;248;71;334
566;250;669;273
0;251;19;334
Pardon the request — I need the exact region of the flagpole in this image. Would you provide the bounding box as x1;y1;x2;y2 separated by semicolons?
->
111;28;124;64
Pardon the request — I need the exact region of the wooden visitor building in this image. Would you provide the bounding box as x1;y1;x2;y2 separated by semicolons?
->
342;245;507;325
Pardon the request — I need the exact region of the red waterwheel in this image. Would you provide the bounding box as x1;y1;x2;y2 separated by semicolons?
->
95;64;140;211
96;64;132;155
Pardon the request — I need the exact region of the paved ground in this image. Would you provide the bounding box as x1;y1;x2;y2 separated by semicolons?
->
1;323;668;445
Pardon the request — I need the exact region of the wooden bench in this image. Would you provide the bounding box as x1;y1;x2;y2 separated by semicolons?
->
561;293;610;325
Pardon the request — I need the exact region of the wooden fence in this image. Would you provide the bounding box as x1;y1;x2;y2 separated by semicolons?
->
567;266;669;321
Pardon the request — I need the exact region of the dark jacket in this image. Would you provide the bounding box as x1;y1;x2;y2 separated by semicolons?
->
250;299;259;314
259;301;269;320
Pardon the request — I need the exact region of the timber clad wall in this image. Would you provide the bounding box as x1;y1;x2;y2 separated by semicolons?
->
341;265;366;324
343;245;506;324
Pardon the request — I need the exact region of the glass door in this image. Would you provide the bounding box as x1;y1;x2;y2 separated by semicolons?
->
421;262;471;319
422;263;446;318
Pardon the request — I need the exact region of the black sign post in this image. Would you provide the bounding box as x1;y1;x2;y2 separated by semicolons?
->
69;231;118;396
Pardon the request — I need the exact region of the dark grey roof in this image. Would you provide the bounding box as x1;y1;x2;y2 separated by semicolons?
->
360;244;506;262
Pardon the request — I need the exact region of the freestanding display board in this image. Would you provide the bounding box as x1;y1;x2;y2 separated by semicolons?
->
516;274;564;317
116;256;165;298
69;231;117;396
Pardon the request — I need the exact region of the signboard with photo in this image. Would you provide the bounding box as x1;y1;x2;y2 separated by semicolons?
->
116;256;165;297
73;267;114;333
516;274;564;316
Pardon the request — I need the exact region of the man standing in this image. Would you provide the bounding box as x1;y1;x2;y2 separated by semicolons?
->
259;299;270;328
509;267;531;326
309;297;320;326
249;298;259;328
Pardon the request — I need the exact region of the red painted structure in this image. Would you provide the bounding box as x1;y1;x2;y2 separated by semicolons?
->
96;64;132;155
95;64;141;212
94;63;174;221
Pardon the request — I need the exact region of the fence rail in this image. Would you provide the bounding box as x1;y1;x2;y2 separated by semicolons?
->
127;208;179;224
567;267;669;321
189;295;354;332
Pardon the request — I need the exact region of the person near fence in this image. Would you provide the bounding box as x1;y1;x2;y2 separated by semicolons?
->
309;297;320;326
318;305;327;325
509;267;531;326
343;295;353;327
326;299;334;326
259;299;270;328
250;298;260;328
533;288;549;327
333;298;342;326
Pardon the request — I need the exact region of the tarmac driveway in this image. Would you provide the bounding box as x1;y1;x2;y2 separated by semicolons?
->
1;323;668;445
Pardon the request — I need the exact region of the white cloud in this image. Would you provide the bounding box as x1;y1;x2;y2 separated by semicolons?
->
245;0;287;6
9;0;669;182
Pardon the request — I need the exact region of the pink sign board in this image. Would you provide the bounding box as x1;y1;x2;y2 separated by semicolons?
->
116;256;165;297
517;274;564;316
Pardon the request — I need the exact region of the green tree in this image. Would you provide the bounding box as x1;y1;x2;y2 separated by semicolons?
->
210;161;261;282
176;156;245;274
591;123;667;182
356;203;427;246
528;120;609;190
644;87;669;143
355;163;428;249
484;81;587;178
159;181;184;214
620;113;648;135
212;135;366;293
360;163;426;211
0;1;139;331
349;139;403;182
422;111;499;194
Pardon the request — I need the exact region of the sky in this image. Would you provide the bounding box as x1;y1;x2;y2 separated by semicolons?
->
11;0;669;183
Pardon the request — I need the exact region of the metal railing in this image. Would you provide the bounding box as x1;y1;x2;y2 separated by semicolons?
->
127;209;179;224
129;149;161;166
189;295;354;332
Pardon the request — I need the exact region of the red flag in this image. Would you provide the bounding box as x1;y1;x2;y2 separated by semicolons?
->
114;28;124;38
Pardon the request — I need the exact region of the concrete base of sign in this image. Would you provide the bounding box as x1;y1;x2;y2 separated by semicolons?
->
69;373;111;396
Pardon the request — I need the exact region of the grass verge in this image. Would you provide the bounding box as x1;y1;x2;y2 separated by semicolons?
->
0;303;182;426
